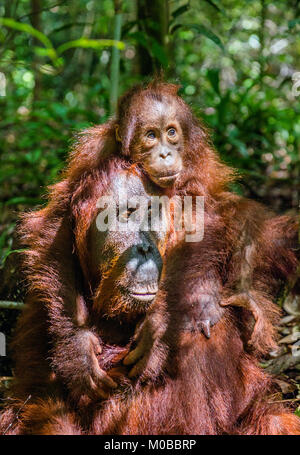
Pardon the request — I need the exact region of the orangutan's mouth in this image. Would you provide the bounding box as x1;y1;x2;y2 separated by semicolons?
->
156;172;179;182
130;291;157;302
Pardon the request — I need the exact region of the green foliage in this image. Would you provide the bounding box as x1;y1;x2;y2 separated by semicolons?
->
0;17;54;49
178;24;224;50
0;17;124;70
56;38;124;55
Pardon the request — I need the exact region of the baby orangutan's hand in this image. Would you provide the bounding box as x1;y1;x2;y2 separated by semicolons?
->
53;330;117;401
123;316;168;381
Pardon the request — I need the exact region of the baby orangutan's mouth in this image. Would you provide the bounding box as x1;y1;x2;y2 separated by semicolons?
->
158;172;179;181
152;172;180;187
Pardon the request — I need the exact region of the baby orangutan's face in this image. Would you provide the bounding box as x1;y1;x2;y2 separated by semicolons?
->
130;99;184;188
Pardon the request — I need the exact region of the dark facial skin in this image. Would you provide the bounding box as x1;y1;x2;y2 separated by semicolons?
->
130;100;184;188
89;169;169;317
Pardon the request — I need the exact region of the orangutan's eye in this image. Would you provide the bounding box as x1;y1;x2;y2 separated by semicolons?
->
167;127;176;137
146;131;156;140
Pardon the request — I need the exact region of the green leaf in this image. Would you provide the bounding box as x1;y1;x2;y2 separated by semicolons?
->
57;38;125;55
203;0;227;15
218;91;230;122
180;24;224;50
172;4;190;19
230;138;248;158
128;31;148;47
207;68;220;95
1;249;26;267
121;20;139;38
169;23;183;35
288;18;300;29
128;32;168;67
150;41;168;66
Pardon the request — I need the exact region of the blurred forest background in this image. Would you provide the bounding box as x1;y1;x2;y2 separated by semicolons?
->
0;0;299;409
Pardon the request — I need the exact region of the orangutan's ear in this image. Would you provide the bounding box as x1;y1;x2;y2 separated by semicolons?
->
115;125;122;143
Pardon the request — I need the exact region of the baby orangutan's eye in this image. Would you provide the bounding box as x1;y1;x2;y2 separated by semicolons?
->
146;131;156;140
167;127;176;137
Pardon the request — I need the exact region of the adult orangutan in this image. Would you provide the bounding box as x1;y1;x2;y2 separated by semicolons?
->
0;159;169;434
0;156;299;435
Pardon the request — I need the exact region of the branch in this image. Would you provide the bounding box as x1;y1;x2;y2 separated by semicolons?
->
0;301;24;310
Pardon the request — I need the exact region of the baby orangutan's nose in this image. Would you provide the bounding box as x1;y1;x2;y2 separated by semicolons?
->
159;147;172;159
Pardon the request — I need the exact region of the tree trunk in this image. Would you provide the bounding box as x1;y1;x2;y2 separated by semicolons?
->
109;0;123;115
136;0;170;76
